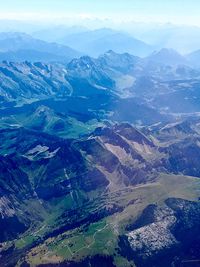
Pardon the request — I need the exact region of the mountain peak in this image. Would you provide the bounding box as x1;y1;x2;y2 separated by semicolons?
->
152;48;182;56
148;48;187;65
67;56;96;70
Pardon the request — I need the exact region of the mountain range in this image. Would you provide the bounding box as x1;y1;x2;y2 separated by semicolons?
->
0;29;154;59
56;28;154;57
1;119;200;267
0;30;200;67
0;41;200;266
0;32;81;63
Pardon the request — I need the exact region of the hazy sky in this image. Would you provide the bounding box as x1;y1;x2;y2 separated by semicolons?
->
0;0;200;26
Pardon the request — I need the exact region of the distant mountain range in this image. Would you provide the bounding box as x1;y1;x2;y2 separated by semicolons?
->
33;27;154;57
0;30;200;67
32;24;200;55
0;29;200;65
0;32;81;62
2;21;200;53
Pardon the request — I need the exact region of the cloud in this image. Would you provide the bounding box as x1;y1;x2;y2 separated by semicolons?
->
0;11;199;27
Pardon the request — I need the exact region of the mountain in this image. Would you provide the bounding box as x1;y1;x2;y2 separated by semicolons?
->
0;122;200;266
0;32;81;62
67;55;115;90
146;48;188;66
187;49;200;67
0;105;102;139
0;49;69;63
1;50;200;124
0;61;73;103
1;50;200;119
0;56;170;128
58;28;153;57
98;50;139;73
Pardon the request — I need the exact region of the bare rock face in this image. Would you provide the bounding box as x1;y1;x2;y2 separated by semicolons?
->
127;206;177;258
119;199;200;267
0;196;15;218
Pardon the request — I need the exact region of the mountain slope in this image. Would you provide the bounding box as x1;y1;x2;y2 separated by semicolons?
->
0;122;200;266
146;48;188;66
187;49;200;67
0;49;69;63
0;32;81;62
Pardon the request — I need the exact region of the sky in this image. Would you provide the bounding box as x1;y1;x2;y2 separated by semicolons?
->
0;0;200;26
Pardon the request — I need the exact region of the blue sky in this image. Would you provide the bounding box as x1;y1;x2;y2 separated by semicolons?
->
0;0;200;25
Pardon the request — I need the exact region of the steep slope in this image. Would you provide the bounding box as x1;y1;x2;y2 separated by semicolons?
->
0;61;72;103
0;155;46;242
